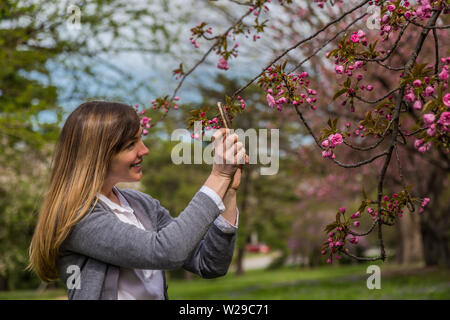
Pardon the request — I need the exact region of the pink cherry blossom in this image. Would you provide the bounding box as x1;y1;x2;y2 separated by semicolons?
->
414;138;424;149
418;145;426;153
418;142;432;153
413;79;422;87
328;133;343;147
439;68;449;80
426;124;436;136
413;100;422;110
266;93;276;108
354;61;363;69
350;34;359;43
387;4;396;12
421;197;430;208
423;113;435;125
443;93;450;107
322;150;333;159
321;139;330;148
350;237;359;244
404;92;415;102
335;65;344;74
437;111;450;126
217;58;229;70
425;86;434;96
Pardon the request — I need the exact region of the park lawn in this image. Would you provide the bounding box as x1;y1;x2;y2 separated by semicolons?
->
167;262;450;300
0;262;449;300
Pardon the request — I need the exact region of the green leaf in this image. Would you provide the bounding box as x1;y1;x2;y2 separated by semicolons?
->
422;100;435;113
332;118;338;129
324;222;338;233
336;212;341;224
333;88;347;101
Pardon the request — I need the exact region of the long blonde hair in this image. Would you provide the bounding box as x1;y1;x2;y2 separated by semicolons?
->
28;101;141;282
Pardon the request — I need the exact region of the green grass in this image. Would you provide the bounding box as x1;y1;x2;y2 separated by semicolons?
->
0;289;67;300
167;262;450;300
1;262;449;300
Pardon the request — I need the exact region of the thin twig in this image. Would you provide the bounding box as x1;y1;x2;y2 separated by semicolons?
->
289;13;367;74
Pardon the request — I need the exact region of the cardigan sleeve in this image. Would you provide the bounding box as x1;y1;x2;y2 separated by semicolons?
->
156;190;237;278
61;190;221;270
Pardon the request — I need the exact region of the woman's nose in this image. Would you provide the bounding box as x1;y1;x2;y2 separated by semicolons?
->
140;142;149;156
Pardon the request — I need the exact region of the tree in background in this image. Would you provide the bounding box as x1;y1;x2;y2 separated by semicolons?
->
0;0;187;290
138;0;449;266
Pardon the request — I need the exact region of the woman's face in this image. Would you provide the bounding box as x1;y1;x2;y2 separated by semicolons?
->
106;126;149;185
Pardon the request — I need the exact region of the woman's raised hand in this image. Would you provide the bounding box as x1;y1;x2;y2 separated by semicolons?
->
211;128;248;180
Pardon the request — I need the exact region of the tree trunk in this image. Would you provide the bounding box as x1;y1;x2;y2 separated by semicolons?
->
421;218;450;267
235;247;245;276
419;166;450;267
396;210;424;265
0;275;8;291
234;168;252;276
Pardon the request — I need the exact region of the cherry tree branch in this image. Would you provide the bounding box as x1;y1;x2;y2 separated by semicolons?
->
372;8;443;261
289;12;368;74
231;0;372;99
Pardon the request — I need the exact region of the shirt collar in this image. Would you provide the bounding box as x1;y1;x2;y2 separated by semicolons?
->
98;186;133;214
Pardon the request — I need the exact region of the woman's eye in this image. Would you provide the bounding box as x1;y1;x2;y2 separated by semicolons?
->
127;142;135;149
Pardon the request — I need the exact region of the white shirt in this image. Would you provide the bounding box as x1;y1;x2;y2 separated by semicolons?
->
98;185;238;300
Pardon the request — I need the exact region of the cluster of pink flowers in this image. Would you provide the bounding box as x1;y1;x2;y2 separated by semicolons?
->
323;228;347;264
383;194;405;219
194;96;246;134
440;65;449;81
367;207;378;221
414;0;433;20
403;58;449;154
135;105;152;136
414;138;432;153
350;29;367;46
263;69;318;111
419;197;431;213
189;23;213;49
347;123;368;138
415;109;450;148
216;43;239;70
321;133;343;159
248;0;271;16
334;60;365;77
217;58;229;70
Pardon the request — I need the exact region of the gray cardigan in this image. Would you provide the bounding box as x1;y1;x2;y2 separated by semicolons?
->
57;188;237;300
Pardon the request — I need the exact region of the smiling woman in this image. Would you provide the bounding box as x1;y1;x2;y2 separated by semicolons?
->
27;100;247;300
101;125;149;205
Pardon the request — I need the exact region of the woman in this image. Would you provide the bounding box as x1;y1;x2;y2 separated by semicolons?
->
28;101;247;300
